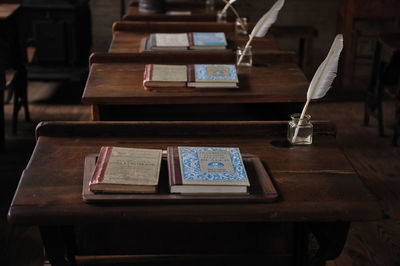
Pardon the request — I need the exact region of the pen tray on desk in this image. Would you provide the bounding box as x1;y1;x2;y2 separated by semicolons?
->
83;153;279;203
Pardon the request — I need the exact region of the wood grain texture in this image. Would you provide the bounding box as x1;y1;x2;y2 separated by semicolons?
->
109;21;279;53
0;4;19;20
309;101;400;266
3;93;400;265
8;121;381;225
82;61;308;105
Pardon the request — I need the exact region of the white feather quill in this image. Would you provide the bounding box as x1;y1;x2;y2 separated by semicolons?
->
237;0;285;65
222;0;246;31
292;34;344;143
218;0;237;20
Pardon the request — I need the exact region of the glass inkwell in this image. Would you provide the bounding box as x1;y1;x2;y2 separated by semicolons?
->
287;113;313;145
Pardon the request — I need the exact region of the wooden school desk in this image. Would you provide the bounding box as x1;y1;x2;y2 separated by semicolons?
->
123;1;230;22
109;21;279;53
81;52;305;121
8;121;381;266
109;21;317;77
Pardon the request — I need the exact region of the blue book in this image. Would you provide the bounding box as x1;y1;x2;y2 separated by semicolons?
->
187;64;238;88
167;146;250;194
191;32;227;49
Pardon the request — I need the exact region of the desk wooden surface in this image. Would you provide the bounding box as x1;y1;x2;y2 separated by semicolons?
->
82;52;306;120
0;4;19;20
8;121;381;225
110;21;278;54
82;62;307;105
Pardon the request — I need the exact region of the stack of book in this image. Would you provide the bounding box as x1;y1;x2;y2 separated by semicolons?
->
145;32;227;51
143;64;239;90
89;146;250;194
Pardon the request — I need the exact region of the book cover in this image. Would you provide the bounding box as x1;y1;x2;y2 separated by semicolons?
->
89;146;162;193
153;33;189;49
186;64;238;88
194;64;238;83
167;146;250;194
192;32;227;47
143;64;187;89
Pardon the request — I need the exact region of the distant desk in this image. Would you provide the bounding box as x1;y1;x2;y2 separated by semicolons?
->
8;121;381;266
123;2;229;22
109;21;279;53
82;52;306;121
0;4;19;20
109;21;317;77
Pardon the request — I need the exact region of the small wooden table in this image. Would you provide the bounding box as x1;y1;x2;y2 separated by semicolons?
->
81;52;307;121
123;1;230;22
109;21;279;54
8;121;381;266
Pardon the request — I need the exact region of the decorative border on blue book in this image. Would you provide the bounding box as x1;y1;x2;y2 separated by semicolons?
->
193;32;227;46
178;147;249;185
194;64;238;82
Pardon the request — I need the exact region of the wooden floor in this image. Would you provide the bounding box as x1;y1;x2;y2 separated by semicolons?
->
1;81;399;265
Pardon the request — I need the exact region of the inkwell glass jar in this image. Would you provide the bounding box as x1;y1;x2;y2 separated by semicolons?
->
236;45;252;67
235;17;248;35
287;113;313;145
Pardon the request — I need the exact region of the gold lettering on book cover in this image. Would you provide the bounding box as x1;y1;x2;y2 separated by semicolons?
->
198;150;234;174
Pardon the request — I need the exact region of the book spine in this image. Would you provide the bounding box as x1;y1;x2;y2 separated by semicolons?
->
89;146;113;185
187;64;195;83
143;64;153;86
167;147;183;191
187;32;194;47
151;34;157;47
167;147;175;191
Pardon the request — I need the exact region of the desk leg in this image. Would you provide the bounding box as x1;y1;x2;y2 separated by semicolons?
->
0;74;5;151
40;226;77;266
0;66;5;151
309;222;350;266
91;105;100;121
393;94;400;146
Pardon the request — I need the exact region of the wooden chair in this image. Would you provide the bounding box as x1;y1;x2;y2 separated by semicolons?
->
0;3;30;151
364;32;400;146
336;0;400;89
